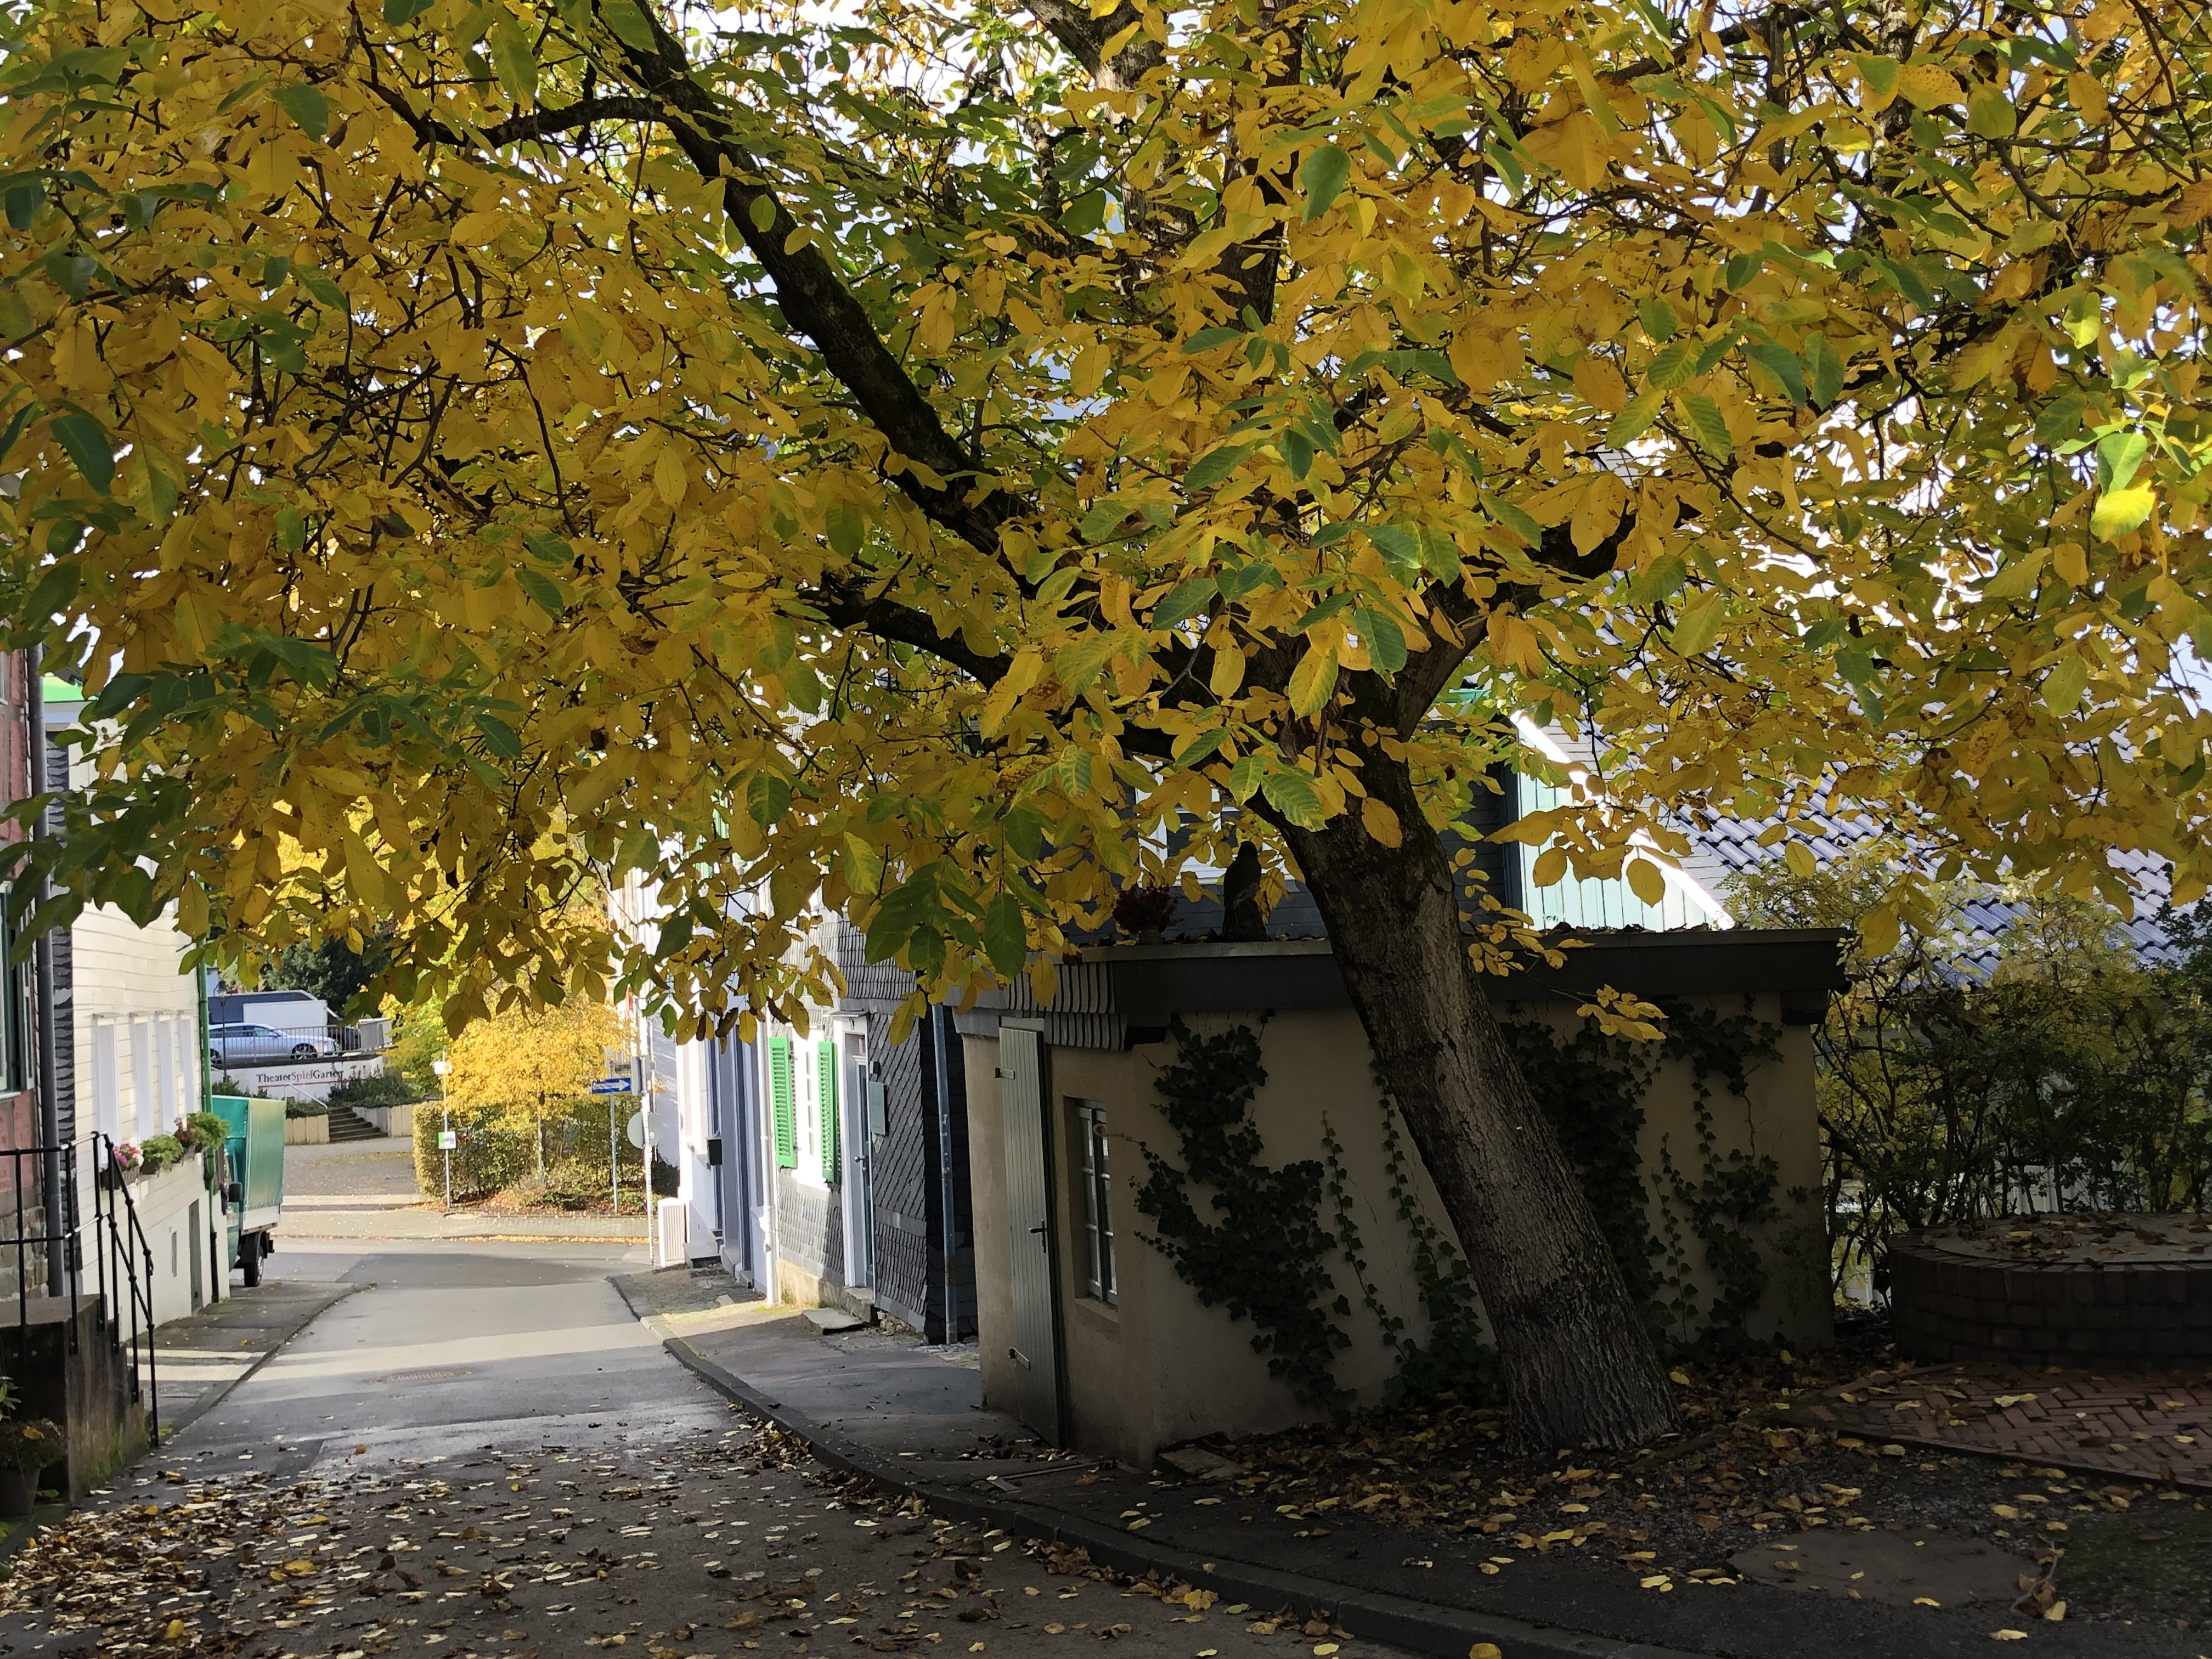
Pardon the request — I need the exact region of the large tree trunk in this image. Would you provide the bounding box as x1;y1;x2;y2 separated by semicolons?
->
1282;754;1681;1451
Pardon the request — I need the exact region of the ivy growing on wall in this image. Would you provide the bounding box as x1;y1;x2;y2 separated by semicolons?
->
1132;1022;1352;1409
1135;1002;1788;1414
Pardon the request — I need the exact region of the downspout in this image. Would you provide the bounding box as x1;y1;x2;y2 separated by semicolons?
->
26;651;63;1295
930;1004;955;1344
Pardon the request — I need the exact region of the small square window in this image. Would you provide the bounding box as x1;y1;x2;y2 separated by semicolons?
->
1074;1102;1115;1306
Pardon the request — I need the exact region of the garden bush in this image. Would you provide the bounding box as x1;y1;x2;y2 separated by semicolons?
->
328;1071;421;1110
1728;850;2212;1296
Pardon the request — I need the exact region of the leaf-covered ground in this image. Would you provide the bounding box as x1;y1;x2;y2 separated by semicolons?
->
1218;1324;2211;1629
0;1422;1364;1659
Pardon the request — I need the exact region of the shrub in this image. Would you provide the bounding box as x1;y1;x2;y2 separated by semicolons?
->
284;1099;331;1118
328;1071;420;1110
179;1111;232;1152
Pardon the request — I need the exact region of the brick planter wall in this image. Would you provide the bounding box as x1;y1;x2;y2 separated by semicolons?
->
1888;1230;2212;1365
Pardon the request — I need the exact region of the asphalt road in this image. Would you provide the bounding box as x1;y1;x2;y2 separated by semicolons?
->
0;1240;1415;1659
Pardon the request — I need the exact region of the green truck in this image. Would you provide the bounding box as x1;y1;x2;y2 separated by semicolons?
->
210;1095;285;1286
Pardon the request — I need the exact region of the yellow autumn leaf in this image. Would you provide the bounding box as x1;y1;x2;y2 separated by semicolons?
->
1360;795;1401;847
1286;642;1339;716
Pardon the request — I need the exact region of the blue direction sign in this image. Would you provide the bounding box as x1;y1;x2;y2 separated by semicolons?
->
587;1076;635;1095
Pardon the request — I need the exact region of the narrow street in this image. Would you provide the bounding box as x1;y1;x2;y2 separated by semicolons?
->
0;1212;1416;1659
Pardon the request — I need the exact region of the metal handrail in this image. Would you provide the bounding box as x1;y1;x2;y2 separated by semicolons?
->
87;1134;159;1443
4;1137;162;1446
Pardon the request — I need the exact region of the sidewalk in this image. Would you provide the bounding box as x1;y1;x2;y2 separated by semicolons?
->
617;1267;2210;1659
146;1276;360;1442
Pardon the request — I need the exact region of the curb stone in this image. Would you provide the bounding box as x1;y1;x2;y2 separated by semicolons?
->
611;1277;1706;1659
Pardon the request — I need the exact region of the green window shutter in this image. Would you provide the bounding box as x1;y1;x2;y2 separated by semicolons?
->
769;1036;795;1169
817;1039;839;1184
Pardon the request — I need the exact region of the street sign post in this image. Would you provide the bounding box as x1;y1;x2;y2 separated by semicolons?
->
588;1076;634;1095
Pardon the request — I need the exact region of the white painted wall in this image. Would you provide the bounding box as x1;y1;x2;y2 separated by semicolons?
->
74;904;201;1150
110;1150;225;1326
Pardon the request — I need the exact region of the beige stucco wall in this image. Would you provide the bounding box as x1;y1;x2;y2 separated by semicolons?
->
968;994;1829;1466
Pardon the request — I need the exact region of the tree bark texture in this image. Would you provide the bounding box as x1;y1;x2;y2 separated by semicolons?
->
1282;753;1683;1451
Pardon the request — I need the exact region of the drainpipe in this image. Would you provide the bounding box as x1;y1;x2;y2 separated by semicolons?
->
25;651;64;1296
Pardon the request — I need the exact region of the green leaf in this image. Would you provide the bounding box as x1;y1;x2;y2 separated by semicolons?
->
1645;339;1697;390
1366;524;1420;583
600;0;658;50
1979;551;2046;601
1173;727;1229;766
472;710;522;759
272;82;329;139
1723;249;1763;291
1055;633;1119;696
487;16;538;106
1079;498;1129;543
1637;296;1678;341
1184;442;1251;493
1850;54;1901;97
1150;578;1217;632
383;0;435;23
1281;428;1314;479
1802;332;1845;408
516;567;566;617
823;499;865;559
2090;484;2155;541
2096;429;2148;492
273;507;306;552
1678;393;1732;460
2040;654;2089;713
50;410;112;494
1002;804;1050;860
1671;591;1727;656
1743;341;1805;407
1605;388;1664;448
3;180;41;232
1226;753;1267;802
1965;87;2016;137
745;771;792;828
1260;766;1326;829
1056;746;1093;799
1298;145;1352;223
1180;326;1243;355
1354;608;1407;673
523;529;574;565
983;892;1028;977
1487;496;1543;548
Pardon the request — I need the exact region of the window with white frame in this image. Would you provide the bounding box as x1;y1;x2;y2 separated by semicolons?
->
93;1020;120;1142
793;1035;824;1186
1074;1101;1115;1306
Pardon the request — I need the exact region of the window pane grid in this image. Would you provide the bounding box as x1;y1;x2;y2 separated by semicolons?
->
1076;1103;1115;1305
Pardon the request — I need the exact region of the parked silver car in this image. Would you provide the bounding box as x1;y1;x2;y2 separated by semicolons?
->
208;1022;338;1065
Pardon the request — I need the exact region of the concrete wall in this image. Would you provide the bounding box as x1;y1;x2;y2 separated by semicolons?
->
968;995;1828;1466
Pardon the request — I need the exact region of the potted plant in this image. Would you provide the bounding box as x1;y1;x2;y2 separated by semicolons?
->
136;1132;184;1176
1111;884;1178;945
0;1383;59;1519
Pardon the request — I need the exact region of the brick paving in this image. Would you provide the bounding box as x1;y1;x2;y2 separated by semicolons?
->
1789;1362;2212;1491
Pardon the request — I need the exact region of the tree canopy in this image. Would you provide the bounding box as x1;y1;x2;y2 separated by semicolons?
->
5;0;2205;1027
5;0;2209;1445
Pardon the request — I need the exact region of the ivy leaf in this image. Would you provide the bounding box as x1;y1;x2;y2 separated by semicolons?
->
1299;145;1351;222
